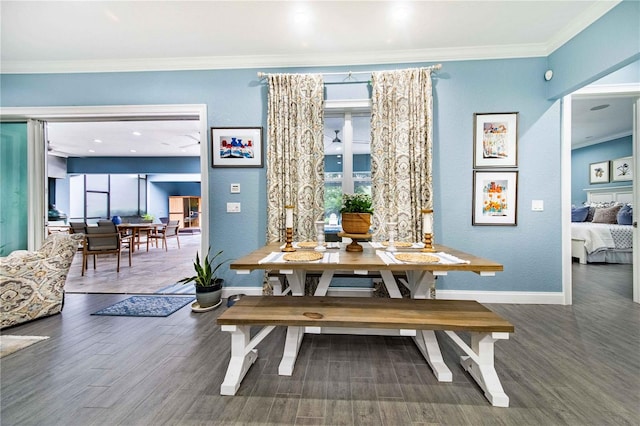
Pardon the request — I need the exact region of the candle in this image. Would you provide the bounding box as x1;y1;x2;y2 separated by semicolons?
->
422;209;433;234
285;206;293;228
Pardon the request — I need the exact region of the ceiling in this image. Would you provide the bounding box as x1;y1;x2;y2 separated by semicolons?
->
2;1;633;156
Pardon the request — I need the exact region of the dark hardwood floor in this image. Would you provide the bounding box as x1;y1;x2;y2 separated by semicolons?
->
1;263;637;425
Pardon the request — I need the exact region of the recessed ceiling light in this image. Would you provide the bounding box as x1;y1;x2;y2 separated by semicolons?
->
88;149;95;153
132;131;142;136
93;139;102;143
130;149;137;153
590;104;610;111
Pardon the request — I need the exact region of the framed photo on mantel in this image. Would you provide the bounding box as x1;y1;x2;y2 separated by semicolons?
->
473;112;519;168
211;127;263;168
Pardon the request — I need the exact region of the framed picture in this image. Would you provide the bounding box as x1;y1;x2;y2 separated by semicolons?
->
472;171;518;226
473;112;519;168
611;156;632;182
211;127;263;168
589;161;610;184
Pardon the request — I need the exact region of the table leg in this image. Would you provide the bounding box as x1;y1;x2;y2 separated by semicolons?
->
379;270;402;298
278;326;304;376
220;325;259;395
406;270;436;299
313;270;335;296
457;332;510;407
412;330;453;382
284;270;307;296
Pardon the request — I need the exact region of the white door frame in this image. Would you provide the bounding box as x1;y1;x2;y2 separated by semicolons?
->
0;104;209;255
562;84;640;304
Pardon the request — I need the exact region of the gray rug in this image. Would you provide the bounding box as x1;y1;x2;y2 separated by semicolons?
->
91;296;194;317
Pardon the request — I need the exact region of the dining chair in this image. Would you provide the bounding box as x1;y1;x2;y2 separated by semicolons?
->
82;226;132;275
69;221;87;234
148;220;181;251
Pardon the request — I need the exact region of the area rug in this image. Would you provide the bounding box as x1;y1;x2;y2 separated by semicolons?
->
91;296;194;317
0;335;50;358
154;282;196;295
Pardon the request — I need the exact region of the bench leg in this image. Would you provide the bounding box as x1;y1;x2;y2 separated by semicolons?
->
220;325;259;395
459;332;510;407
412;330;453;382
278;326;304;376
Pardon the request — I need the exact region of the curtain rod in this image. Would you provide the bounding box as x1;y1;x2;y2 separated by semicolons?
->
257;64;442;80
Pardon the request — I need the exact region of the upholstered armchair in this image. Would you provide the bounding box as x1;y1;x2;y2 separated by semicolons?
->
0;233;83;329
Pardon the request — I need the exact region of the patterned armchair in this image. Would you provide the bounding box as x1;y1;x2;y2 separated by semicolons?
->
0;233;83;329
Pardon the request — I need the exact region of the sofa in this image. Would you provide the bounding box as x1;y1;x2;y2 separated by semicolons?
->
0;233;83;329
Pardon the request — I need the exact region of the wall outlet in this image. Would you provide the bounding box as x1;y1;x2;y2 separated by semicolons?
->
227;202;241;213
532;200;544;211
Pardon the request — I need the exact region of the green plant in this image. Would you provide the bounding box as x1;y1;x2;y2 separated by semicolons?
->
340;193;373;214
178;249;229;288
142;213;154;221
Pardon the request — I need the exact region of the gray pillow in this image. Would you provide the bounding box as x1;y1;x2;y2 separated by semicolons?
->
592;204;623;224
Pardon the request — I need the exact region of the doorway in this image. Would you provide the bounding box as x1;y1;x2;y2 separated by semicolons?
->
563;85;639;304
0;104;209;292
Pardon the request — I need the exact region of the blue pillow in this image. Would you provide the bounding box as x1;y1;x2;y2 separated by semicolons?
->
571;206;590;222
617;205;633;225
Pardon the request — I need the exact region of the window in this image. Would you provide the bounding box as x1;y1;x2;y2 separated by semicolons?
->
324;100;371;226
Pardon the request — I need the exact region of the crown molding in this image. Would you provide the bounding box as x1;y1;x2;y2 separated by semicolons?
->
0;43;550;75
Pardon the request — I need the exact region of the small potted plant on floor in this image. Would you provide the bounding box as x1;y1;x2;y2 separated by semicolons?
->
178;248;229;311
340;193;373;234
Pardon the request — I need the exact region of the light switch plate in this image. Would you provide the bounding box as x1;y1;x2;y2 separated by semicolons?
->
532;200;544;211
227;202;241;213
230;183;241;193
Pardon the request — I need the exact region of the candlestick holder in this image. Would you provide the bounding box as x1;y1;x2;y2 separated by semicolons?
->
282;227;296;252
386;222;397;252
314;220;326;252
422;232;436;252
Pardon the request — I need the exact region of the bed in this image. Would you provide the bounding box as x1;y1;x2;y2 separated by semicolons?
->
571;187;633;264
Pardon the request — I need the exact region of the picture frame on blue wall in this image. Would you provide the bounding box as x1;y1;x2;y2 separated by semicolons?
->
589;160;610;184
472;171;518;226
611;156;632;182
211;127;263;168
473;112;518;168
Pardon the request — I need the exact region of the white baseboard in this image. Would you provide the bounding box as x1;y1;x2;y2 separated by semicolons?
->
222;286;565;304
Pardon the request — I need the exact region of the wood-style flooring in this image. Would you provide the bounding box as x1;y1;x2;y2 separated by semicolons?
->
1;263;637;425
64;233;202;294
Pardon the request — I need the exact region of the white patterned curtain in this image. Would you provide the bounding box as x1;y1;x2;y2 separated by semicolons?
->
266;73;325;243
370;67;435;242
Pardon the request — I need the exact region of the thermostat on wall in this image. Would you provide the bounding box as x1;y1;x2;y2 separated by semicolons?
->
230;183;241;193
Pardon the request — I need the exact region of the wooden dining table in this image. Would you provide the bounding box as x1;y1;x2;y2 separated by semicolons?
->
230;241;503;299
228;241;510;406
117;223;164;252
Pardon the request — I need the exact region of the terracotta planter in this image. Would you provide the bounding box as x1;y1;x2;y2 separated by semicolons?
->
341;213;371;234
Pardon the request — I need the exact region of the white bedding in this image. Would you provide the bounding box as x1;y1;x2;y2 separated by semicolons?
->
571;222;633;254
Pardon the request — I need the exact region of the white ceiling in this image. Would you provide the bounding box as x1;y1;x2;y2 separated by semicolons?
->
2;1;633;156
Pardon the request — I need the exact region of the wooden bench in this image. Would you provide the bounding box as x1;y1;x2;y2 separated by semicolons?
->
217;296;515;407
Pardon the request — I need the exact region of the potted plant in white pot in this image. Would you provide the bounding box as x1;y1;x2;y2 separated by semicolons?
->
178;248;228;311
340;193;374;234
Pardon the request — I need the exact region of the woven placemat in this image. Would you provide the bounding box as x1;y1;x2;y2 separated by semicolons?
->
394;253;439;263
283;251;324;262
381;241;413;247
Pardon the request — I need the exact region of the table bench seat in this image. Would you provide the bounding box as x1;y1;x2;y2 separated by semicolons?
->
218;296;514;407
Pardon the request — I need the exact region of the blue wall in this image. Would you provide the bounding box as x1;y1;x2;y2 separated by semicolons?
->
68;156;200;174
1;2;637;293
546;0;640;99
571;136;633;205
